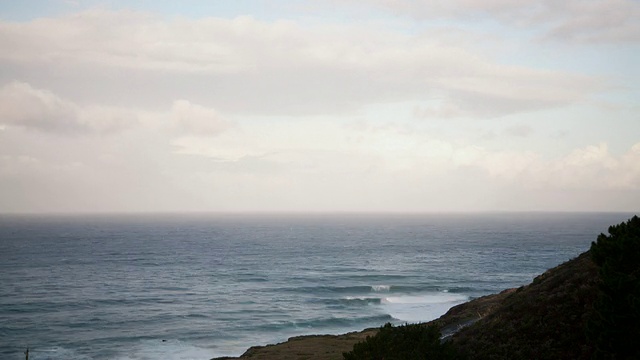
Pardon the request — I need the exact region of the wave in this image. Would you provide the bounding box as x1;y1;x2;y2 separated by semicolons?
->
381;293;468;305
370;285;391;292
277;284;446;295
379;292;469;323
249;314;395;332
319;290;470;316
278;285;378;295
342;296;383;305
310;296;381;308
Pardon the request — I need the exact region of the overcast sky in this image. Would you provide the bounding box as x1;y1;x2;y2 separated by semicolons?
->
0;0;638;213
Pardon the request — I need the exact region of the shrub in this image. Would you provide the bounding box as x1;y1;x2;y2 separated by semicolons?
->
343;323;458;360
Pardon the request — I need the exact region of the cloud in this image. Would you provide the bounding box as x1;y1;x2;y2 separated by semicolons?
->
0;11;294;74
543;0;640;43
556;142;640;189
614;143;640;188
1;107;637;212
0;81;234;138
171;100;232;136
169;116;640;193
413;80;596;119
333;0;640;43
0;81;136;133
0;154;41;177
458;142;640;191
0;81;78;132
505;124;534;137
0;11;603;117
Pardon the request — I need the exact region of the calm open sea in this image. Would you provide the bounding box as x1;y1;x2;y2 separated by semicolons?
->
0;212;634;359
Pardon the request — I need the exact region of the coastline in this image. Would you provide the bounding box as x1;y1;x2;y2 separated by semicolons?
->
212;289;513;360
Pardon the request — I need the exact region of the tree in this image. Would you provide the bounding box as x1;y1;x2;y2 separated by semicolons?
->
588;215;640;360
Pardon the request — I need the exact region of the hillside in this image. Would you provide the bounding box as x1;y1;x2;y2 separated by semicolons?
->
450;251;598;359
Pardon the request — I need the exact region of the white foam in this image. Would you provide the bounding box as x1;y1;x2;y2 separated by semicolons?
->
380;293;468;323
371;285;391;292
382;293;466;304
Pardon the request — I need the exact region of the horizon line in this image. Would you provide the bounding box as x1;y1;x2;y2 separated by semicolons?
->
0;210;638;217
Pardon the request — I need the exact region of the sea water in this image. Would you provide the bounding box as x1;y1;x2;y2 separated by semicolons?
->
0;212;633;360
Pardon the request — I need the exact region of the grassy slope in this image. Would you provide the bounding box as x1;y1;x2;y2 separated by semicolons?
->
452;251;598;359
213;330;378;360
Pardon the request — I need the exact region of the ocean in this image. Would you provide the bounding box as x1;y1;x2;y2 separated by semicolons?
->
0;212;634;360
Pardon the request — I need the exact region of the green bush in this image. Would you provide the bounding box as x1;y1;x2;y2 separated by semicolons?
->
343;323;458;360
588;215;640;360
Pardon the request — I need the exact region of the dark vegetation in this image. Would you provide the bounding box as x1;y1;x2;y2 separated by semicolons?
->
343;215;640;360
588;215;640;360
343;323;458;360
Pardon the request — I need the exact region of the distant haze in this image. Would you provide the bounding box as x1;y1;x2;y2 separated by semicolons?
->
0;1;638;213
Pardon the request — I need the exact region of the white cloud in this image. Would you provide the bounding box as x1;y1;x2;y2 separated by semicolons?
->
0;81;77;132
1;110;637;212
0;12;299;74
0;11;603;117
613;143;640;188
0;81;234;138
171;100;232;136
0;154;41;177
505;124;534;137
562;142;614;168
462;142;640;191
0;81;136;133
333;0;640;43
0;7;635;213
543;0;640;43
169;118;640;192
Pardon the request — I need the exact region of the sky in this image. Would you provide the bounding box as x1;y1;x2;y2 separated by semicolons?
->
0;0;638;213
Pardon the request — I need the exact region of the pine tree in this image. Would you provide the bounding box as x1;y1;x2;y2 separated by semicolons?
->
589;215;640;360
